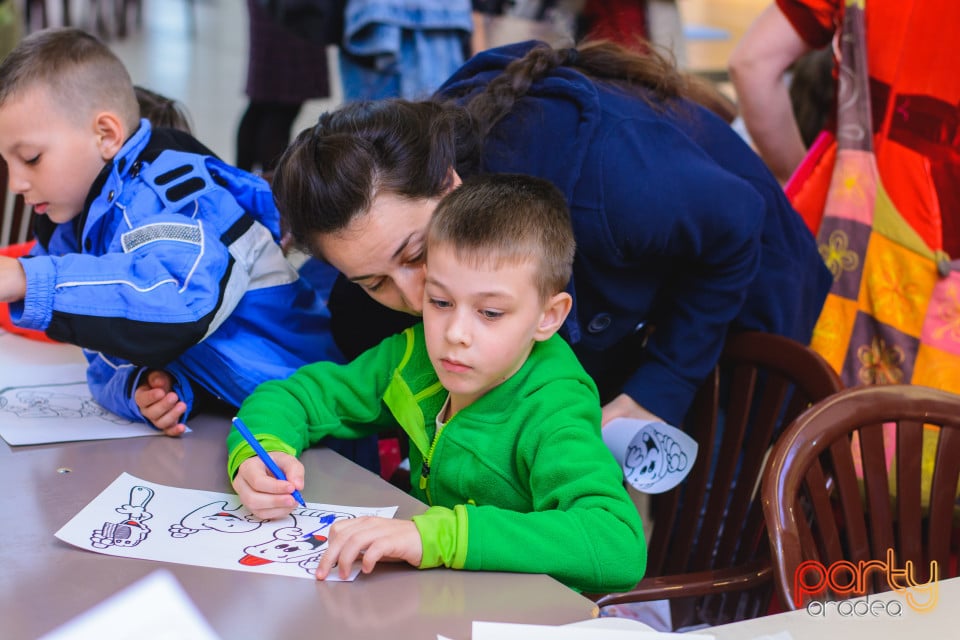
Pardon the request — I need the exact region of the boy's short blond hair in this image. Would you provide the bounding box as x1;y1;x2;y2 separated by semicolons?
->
427;173;575;301
0;27;138;130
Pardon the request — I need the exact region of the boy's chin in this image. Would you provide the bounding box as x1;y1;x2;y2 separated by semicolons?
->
45;209;81;225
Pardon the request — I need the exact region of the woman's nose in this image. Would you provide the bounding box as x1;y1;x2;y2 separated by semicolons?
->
397;267;425;315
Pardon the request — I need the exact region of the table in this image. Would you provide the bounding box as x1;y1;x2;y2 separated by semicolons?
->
708;576;957;639
0;413;597;639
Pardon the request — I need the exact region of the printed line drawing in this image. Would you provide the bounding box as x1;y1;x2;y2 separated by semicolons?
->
169;501;264;538
603;418;699;494
91;486;155;549
0;383;130;424
57;473;398;582
624;423;692;492
239;509;356;575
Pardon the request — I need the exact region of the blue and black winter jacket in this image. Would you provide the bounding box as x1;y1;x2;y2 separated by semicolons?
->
11;120;342;422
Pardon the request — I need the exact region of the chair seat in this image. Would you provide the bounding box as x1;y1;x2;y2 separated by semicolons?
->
589;557;773;607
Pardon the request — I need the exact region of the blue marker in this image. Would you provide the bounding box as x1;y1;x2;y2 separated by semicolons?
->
302;513;337;540
231;416;306;508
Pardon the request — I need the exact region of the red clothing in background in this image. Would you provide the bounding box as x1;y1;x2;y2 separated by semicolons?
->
778;0;960;257
581;0;647;50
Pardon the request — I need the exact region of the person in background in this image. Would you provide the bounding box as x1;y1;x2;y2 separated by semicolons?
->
338;0;473;101
134;85;193;134
272;39;830;431
229;173;646;592
236;0;332;174
787;47;833;149
0;28;344;446
729;1;960;258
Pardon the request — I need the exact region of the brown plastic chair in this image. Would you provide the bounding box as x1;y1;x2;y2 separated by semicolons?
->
0;159;34;247
587;331;843;629
762;384;960;610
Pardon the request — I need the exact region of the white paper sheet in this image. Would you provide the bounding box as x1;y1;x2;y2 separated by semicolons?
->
470;620;716;639
55;473;399;581
0;331;164;445
603;418;698;494
39;569;221;640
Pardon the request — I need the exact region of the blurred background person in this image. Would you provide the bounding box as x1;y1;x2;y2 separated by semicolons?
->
729;1;960;258
236;0;333;174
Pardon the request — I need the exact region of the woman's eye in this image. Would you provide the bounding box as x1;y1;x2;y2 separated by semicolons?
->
403;250;424;266
480;309;503;320
24;154;40;165
365;279;386;293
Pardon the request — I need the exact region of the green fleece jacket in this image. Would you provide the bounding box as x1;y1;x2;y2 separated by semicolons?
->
228;324;646;593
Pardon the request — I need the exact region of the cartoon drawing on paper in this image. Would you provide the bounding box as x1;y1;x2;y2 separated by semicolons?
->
624;424;691;492
239;510;353;575
91;486;155;548
56;473;399;582
0;382;131;424
169;501;265;538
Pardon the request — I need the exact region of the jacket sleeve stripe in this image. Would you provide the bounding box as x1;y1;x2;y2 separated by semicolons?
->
120;222;203;253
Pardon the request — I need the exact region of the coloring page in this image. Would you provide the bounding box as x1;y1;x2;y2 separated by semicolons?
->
55;473;399;581
0;331;165;445
603;418;698;494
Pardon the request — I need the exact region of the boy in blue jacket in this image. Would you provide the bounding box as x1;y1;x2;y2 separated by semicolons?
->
0;27;342;436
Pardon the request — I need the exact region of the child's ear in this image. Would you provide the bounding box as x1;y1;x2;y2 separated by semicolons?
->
92;111;126;161
533;291;573;342
444;167;462;194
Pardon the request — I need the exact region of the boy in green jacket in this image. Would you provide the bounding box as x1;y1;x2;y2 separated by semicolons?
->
228;174;646;593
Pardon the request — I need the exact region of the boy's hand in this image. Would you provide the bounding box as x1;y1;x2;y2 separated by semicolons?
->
315;516;422;580
233;452;305;520
135;370;187;436
0;256;27;302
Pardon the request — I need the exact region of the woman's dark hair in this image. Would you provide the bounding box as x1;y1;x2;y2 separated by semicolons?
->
458;39;737;140
273;99;480;250
274;39;735;251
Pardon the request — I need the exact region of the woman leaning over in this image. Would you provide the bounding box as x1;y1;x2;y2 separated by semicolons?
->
273;39;831;429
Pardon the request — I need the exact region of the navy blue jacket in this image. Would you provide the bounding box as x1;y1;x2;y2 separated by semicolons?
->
438;41;831;425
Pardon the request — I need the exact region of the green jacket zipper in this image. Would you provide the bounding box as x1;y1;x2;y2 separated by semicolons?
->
419;417;452;504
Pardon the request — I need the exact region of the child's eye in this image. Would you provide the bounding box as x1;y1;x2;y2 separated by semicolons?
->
24;154;40;165
480;309;503;320
429;297;451;309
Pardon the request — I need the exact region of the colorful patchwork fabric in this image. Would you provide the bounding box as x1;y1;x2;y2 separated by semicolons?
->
806;0;960;504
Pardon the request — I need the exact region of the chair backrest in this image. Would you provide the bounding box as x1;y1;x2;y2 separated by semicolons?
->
645;330;843;624
0;159;35;247
762;384;960;611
